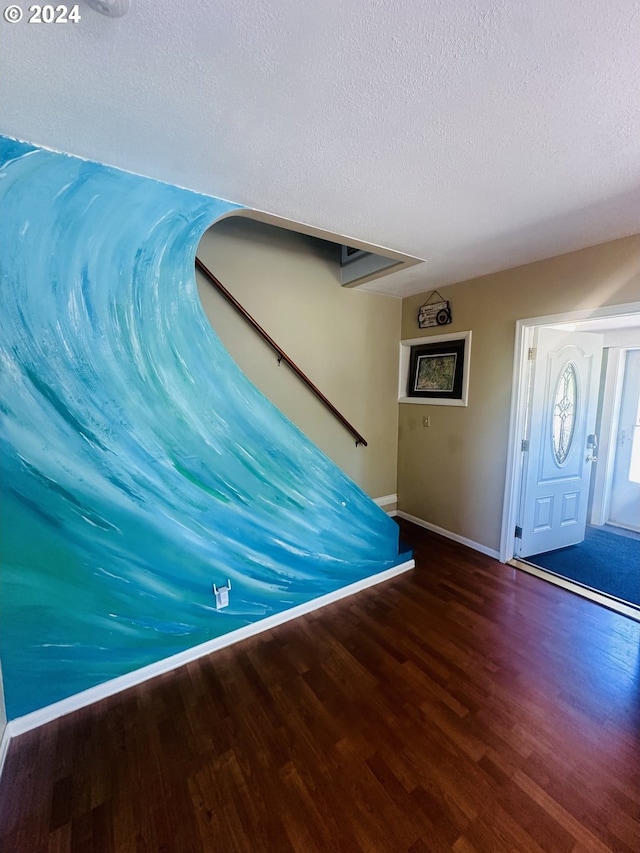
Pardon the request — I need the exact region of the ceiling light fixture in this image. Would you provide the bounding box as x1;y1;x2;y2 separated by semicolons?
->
85;0;131;17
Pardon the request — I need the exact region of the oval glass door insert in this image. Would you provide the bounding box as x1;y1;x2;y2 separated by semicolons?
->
553;362;577;465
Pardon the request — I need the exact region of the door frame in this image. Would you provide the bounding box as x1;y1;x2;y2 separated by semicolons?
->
604;347;640;530
499;300;640;564
589;346;627;526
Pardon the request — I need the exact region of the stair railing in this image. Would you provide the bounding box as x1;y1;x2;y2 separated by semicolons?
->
195;256;368;447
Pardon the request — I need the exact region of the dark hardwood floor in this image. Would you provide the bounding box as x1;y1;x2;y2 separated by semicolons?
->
1;519;639;852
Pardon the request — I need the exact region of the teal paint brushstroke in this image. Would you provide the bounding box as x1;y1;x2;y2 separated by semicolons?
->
0;138;403;719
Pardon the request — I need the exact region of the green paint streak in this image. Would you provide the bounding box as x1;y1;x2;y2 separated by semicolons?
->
171;459;231;503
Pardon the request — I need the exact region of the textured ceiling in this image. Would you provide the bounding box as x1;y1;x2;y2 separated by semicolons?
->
2;0;639;296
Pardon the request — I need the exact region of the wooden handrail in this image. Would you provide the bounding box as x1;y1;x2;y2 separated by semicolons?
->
195;256;368;447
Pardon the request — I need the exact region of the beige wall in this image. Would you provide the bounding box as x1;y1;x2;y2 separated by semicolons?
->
197;215;402;499
398;235;640;552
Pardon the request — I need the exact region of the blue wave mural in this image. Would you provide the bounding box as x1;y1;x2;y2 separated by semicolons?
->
0;137;405;719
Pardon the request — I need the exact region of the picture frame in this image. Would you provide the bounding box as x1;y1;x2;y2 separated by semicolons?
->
398;331;471;407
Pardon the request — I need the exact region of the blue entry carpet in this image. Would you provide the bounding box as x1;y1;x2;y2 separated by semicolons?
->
529;526;640;607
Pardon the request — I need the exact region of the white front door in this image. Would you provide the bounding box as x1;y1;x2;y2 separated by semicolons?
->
608;349;640;531
516;327;604;558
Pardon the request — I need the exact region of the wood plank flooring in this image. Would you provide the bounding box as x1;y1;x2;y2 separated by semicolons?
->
1;519;639;852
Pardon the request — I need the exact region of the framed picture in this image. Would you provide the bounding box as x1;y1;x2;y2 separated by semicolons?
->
398;331;471;406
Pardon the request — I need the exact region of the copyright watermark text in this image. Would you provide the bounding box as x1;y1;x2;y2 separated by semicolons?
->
3;4;82;23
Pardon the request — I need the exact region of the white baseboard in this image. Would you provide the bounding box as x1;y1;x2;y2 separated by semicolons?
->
6;557;414;739
396;511;500;560
373;493;397;508
0;722;12;783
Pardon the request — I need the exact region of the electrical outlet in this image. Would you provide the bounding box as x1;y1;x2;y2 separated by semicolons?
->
423;416;431;427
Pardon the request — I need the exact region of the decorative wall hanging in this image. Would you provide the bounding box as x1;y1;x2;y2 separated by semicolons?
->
408;338;466;400
398;331;471;407
418;290;451;328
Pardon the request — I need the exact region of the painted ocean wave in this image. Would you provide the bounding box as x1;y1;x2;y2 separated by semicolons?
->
0;138;403;718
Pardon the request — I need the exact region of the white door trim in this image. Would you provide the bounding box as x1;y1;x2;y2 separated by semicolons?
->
500;301;640;563
589;347;626;526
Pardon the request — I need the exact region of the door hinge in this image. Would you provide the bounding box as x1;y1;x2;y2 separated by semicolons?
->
528;347;536;360
521;439;529;452
515;525;522;538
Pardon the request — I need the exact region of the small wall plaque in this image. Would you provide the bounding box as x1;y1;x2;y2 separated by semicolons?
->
418;290;451;328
